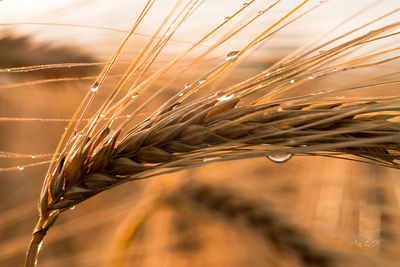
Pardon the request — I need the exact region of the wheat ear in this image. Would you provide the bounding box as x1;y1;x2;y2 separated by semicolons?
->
24;1;400;265
108;181;346;267
26;94;400;265
168;182;346;267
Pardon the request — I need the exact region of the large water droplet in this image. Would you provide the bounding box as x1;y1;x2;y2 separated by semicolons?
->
267;152;292;163
199;78;206;84
225;51;239;62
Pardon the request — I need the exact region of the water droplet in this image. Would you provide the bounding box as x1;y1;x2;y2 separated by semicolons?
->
131;93;138;99
308;76;314;80
225;51;239;62
267;152;292;163
17;166;24;170
31;155;36;159
7;69;11;72
100;114;105;118
290;79;295;84
70;205;76;210
127;114;131;118
179;92;184;97
265;73;270;77
199;78;206;84
91;81;99;92
184;84;191;89
217;94;234;101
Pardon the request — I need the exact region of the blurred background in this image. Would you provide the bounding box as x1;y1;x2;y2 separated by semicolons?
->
1;0;400;266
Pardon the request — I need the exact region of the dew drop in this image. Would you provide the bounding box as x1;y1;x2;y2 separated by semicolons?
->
199;78;206;84
217;94;234;101
100;114;105;118
290;79;295;84
31;155;36;159
265;73;270;77
267;152;292;163
308;76;314;80
179;92;184;97
17;166;24;170
70;205;76;210
127;114;131;118
184;83;191;89
91;81;99;92
225;51;239;62
7;69;11;72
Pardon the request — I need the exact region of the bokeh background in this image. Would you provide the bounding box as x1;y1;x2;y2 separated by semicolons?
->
1;0;400;266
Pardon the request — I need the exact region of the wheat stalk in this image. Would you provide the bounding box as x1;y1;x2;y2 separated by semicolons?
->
24;1;400;266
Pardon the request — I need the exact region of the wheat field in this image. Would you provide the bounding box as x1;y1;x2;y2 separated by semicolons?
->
1;0;400;266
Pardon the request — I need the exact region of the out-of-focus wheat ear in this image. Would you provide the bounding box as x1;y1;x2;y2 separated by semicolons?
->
108;201;162;267
166;182;349;267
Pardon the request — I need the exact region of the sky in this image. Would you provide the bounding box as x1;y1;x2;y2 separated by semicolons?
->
0;0;398;57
